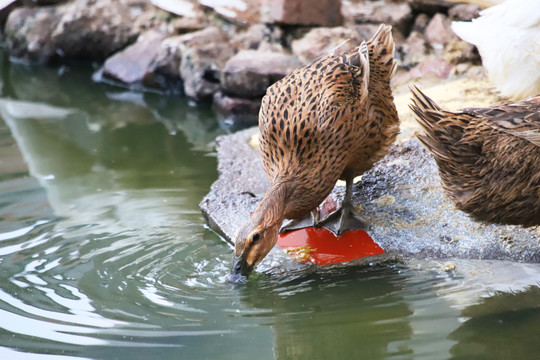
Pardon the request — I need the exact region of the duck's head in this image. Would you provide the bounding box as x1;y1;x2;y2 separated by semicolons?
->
229;216;281;283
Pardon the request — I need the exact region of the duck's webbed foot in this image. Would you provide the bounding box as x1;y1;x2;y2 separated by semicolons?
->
316;202;367;235
280;210;320;233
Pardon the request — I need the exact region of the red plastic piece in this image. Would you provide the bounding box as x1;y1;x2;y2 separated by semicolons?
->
277;227;384;265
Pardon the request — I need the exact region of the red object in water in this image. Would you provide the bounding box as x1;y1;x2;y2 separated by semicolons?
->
277;227;384;265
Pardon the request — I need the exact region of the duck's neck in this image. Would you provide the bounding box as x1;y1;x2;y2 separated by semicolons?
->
252;181;292;229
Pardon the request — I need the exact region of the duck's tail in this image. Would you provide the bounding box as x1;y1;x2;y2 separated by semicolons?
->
409;85;467;162
365;24;397;85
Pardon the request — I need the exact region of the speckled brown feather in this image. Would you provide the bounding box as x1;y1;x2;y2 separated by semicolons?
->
258;24;399;221
410;86;540;227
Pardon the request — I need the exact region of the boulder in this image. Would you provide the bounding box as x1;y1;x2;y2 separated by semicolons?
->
141;35;185;93
263;0;343;27
179;27;236;101
220;50;300;98
448;4;482;21
424;13;458;47
4;6;62;64
51;0;151;60
100;30;167;88
347;1;413;36
4;0;161;64
291;26;363;63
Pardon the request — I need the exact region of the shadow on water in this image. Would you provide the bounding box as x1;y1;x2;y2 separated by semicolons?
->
0;52;539;360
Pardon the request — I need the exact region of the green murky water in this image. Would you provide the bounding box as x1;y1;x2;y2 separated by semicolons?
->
0;53;539;360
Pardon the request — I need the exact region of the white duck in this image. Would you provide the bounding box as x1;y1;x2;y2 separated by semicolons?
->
452;0;540;99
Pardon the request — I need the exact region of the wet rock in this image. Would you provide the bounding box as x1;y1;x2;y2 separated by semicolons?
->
448;4;482;21
347;1;413;36
424;13;458;47
51;0;151;60
179;27;235;101
141;35;184;93
263;0;343;27
220;50;300;98
4;6;62;64
201;128;540;263
101;30;167;88
291;26;363;63
213;92;261;130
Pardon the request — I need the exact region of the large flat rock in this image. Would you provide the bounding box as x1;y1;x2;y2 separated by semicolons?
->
201;127;540;265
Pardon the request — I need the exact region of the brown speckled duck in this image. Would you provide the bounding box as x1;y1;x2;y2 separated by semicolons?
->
410;86;540;228
230;25;399;280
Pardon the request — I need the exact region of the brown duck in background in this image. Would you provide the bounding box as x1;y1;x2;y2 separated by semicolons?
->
230;25;399;280
410;86;540;227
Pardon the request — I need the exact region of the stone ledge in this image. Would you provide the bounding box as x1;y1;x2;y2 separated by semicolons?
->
200;127;540;264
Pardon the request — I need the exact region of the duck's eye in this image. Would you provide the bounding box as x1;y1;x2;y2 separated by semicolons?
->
252;233;261;243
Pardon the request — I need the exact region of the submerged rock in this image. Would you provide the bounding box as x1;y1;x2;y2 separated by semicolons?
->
201;128;539;264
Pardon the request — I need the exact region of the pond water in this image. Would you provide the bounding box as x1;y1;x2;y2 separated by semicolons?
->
0;53;539;360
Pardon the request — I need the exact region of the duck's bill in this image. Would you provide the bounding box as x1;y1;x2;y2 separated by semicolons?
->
228;255;253;284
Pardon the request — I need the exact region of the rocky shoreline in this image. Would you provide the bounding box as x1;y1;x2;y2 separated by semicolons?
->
2;0;482;126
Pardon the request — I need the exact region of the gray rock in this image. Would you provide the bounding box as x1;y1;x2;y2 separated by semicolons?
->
231;24;285;52
291;26;363;64
101;30;167;88
448;4;482;21
179;27;235;101
347;1;413;36
4;0;161;64
200;128;540;263
52;0;151;60
220;50;300;98
401;30;428;66
412;13;430;33
4;6;62;64
424;13;458;47
141;35;185;93
263;0;343;27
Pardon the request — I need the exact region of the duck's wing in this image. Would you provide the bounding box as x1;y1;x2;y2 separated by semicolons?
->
258;44;370;180
466;95;540;147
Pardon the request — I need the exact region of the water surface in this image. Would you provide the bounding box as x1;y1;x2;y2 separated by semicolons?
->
0;54;539;359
